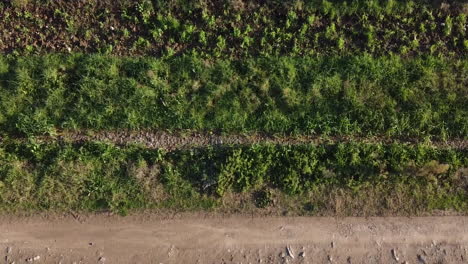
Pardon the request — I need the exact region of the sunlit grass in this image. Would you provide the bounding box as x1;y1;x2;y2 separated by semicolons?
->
0;54;466;139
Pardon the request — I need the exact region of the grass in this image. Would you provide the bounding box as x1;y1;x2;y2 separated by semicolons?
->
0;0;466;217
0;140;466;215
0;54;466;139
0;0;467;57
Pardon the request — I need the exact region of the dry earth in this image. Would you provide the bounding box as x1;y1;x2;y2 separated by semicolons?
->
4;130;467;150
1;214;467;264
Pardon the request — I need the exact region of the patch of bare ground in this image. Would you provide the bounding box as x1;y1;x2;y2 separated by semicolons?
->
3;130;467;150
0;214;467;264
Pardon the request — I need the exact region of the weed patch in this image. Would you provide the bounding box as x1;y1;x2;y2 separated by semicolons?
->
0;0;467;57
0;141;466;215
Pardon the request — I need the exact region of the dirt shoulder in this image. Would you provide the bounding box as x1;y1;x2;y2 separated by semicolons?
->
1;214;467;263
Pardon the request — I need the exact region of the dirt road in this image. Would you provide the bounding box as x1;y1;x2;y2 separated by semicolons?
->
1;214;467;263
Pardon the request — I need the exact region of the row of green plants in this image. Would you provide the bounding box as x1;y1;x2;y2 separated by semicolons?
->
0;140;466;214
1;0;467;57
0;54;466;138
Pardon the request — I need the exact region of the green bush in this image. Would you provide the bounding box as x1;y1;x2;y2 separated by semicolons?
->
0;140;466;214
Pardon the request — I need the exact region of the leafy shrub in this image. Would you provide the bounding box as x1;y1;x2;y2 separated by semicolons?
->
0;141;466;214
15;113;54;137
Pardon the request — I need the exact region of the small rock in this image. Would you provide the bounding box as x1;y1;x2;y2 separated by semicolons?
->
168;245;176;257
331;242;335;248
328;255;333;262
6;247;11;254
89;242;94;246
347;256;352;263
98;256;106;262
26;256;40;262
391;249;399;261
299;252;305;258
286;246;294;259
279;252;286;258
417;254;426;264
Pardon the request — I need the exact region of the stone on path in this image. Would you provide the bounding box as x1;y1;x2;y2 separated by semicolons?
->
391;248;399;261
286;246;294;259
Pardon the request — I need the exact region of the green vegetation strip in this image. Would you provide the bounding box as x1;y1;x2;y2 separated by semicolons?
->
0;55;466;139
1;0;467;57
0;140;466;215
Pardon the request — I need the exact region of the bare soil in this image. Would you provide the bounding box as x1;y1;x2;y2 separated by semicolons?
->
1;214;467;263
5;130;467;150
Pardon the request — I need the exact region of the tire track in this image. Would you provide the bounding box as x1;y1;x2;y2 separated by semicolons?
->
2;130;467;150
